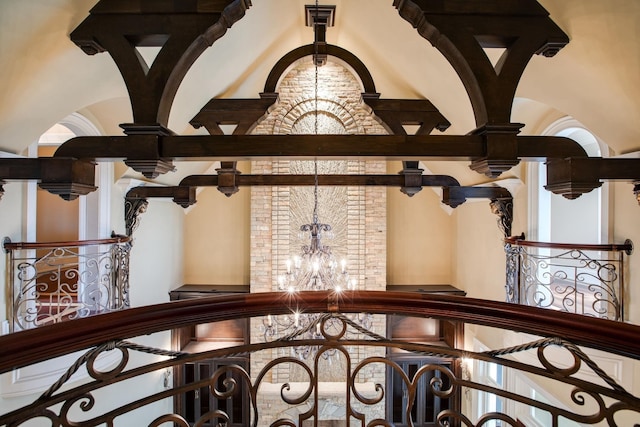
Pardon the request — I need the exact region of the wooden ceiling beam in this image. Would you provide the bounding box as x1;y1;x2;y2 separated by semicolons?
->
70;0;251;128
123;175;512;235
545;157;640;199
394;0;569;127
53;134;585;163
0;158;96;201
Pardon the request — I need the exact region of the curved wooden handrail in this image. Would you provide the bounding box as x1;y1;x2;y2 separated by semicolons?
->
3;235;131;251
1;291;640;374
504;236;634;254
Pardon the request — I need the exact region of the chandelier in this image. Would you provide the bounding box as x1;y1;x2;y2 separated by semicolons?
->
262;2;372;358
277;162;356;295
261;160;373;359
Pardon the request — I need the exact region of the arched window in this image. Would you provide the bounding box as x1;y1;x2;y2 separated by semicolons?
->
529;117;609;244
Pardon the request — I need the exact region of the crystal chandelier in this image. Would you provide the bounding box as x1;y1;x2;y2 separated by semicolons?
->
262;2;372;357
276;162;356;295
261;160;372;359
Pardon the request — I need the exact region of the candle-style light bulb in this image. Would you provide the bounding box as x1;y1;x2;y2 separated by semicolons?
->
341;259;347;273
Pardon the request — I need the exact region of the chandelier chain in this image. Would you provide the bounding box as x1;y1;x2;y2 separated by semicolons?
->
313;0;319;224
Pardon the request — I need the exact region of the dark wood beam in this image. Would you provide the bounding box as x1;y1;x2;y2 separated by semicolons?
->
263;44;377;95
54;134;585;163
125;174;513;214
70;0;251;128
441;186;512;209
0;158;96;200
394;0;569;127
363;98;451;135
545;157;640;200
190;98;277;136
180;173;461;198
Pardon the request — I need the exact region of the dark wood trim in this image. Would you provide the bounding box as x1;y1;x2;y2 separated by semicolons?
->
2;291;640;374
53;134;586;162
546;157;640;199
504;236;634;254
263;44;377;95
178;174;460;188
393;0;569;127
124;175;507;209
3;235;131;251
70;0;251;127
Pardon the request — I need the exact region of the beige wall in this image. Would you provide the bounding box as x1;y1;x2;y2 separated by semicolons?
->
127;199;184;305
183;183;251;285
386;165;453;285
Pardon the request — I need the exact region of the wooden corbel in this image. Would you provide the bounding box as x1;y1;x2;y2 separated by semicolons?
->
399;166;424;197
469;124;524;178
0;158;96;201
119;124;176;179
216;167;241;197
634;182;640;206
545;157;640;200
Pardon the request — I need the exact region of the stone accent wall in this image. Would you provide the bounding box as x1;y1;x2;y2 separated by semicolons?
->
249;58;388;424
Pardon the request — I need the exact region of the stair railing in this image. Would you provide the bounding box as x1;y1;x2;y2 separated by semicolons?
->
504;236;633;321
3;235;132;332
0;291;639;426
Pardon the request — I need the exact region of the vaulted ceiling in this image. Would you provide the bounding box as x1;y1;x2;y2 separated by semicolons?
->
0;0;638;196
0;1;638;149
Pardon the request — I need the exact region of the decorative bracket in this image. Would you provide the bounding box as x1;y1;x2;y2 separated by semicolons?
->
120;124;176;179
490;198;514;238
216;167;241;197
399;167;424;197
0;158;97;201
469;124;524;178
124;198;149;236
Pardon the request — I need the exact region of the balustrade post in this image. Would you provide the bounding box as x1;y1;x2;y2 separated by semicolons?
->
504;241;521;304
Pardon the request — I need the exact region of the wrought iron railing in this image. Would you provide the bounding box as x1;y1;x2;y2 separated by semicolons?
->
3;235;131;332
0;291;639;426
504;236;633;321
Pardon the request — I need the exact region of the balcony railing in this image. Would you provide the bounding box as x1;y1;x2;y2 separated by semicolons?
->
504;236;633;321
3;235;131;332
0;291;639;426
